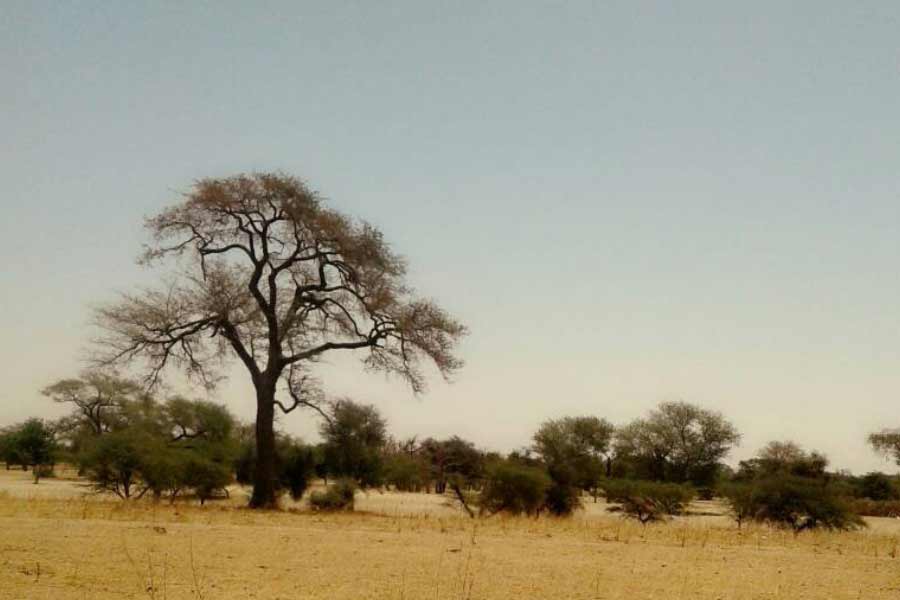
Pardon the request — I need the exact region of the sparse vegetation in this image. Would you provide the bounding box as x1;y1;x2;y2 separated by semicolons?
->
604;480;695;523
309;478;357;511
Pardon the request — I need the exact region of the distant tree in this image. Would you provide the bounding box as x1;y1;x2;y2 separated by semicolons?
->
420;436;484;494
320;399;387;487
92;173;466;508
604;480;695;524
477;460;550;517
0;428;24;470
869;430;900;466
42;372;140;437
721;475;864;533
613;401;740;485
533;416;614;500
80;431;144;498
736;441;828;481
77;395;238;502
855;472;899;501
11;419;58;482
279;441;317;501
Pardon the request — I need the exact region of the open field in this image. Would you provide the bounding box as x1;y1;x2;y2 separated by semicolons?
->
2;470;900;599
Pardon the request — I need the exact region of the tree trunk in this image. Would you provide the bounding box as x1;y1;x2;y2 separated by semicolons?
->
250;380;278;509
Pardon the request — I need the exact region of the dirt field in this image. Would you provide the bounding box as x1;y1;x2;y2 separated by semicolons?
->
2;469;900;599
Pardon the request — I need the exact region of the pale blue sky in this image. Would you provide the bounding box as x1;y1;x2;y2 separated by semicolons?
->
2;2;899;472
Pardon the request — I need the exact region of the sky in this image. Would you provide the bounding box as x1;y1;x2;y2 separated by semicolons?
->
2;1;899;474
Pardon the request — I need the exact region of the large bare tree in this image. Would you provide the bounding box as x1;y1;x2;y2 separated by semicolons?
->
94;173;466;507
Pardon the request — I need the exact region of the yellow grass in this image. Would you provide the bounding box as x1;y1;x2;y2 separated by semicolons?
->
2;470;900;599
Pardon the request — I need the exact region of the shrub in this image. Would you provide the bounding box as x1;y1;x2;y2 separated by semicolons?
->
542;464;582;516
309;479;356;511
79;432;143;498
478;460;550;516
280;443;316;501
722;476;864;532
182;457;232;504
383;453;428;492
604;480;695;523
235;437;317;501
856;473;899;501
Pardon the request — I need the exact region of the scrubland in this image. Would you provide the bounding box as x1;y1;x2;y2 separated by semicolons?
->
2;469;900;599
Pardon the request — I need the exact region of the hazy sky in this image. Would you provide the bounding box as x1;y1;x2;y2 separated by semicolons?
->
2;2;899;473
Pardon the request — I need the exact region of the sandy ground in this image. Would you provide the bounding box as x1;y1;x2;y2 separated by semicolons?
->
2;469;900;599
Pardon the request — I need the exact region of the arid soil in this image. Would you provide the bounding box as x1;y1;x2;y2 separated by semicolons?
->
2;469;899;599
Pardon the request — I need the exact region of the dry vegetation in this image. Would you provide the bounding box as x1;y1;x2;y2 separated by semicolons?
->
2;470;900;599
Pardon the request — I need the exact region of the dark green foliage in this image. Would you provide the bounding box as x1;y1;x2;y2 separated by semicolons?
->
235;435;317;501
280;443;316;501
420;436;484;494
74;396;237;502
736;441;829;481
320;400;387;488
383;453;429;492
855;472;899;501
309;479;357;511
4;419;58;483
612;401;739;486
0;429;24;469
478;460;551;516
721;476;864;532
604;480;695;523
533;416;614;496
80;431;144;498
541;463;582;516
182;456;232;504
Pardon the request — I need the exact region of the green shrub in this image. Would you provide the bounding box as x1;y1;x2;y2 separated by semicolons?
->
856;473;899;501
478;460;551;516
722;476;864;532
79;432;143;498
309;479;356;511
280;443;316;501
383;454;428;492
182;457;232;504
604;480;695;523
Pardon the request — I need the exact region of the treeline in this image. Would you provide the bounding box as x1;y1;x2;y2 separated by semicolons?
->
3;372;900;530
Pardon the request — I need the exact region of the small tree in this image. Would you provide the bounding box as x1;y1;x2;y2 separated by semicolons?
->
320;399;387;488
42;373;140;437
856;472;899;501
383;452;429;492
420;436;484;494
722;476;864;533
280;441;316;501
182;456;232;504
613;401;740;485
604;480;695;524
0;428;25;470
477;460;551;517
9;419;58;483
80;431;144;498
533;416;614;501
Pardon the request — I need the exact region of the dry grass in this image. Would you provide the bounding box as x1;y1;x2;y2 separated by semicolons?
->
2;470;900;599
